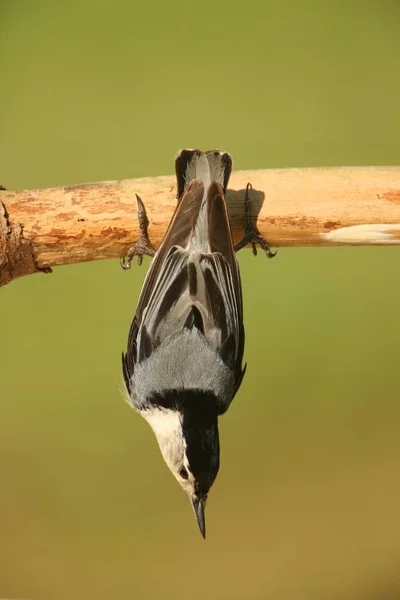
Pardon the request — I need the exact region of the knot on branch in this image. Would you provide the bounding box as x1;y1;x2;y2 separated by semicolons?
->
0;197;40;287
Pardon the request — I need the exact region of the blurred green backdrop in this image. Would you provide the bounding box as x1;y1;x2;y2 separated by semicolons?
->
1;1;400;599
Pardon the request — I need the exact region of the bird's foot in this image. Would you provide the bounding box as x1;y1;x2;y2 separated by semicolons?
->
120;194;156;269
234;183;277;258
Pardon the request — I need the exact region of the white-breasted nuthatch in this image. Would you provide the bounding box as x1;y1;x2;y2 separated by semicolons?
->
121;149;275;538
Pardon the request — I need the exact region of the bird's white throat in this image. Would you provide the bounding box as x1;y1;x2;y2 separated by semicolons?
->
141;407;187;477
142;407;182;441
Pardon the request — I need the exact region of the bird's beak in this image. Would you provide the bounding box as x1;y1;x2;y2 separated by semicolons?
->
191;495;206;539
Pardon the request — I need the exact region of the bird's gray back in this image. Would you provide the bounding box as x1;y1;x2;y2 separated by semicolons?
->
132;328;234;411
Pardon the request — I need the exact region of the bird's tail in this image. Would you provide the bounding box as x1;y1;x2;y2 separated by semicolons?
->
173;149;233;251
175;149;232;200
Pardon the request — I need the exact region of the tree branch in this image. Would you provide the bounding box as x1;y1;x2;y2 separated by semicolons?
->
1;166;400;287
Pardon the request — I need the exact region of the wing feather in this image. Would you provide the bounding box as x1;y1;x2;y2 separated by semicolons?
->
135;179;204;323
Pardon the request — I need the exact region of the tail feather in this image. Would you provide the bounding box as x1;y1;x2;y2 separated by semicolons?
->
184;151;211;193
175;149;232;199
205;150;232;193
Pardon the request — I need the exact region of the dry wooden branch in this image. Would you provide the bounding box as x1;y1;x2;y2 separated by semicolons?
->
1;166;400;287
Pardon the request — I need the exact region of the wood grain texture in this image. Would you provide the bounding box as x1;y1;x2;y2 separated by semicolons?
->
1;166;400;287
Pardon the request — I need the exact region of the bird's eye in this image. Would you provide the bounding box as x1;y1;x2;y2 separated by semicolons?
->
179;467;189;480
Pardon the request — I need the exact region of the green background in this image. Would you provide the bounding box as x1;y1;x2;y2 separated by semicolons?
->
1;1;400;598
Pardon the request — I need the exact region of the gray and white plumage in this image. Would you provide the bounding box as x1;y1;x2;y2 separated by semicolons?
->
122;149;246;537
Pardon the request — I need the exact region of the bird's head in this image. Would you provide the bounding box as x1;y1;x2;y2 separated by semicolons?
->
143;389;221;538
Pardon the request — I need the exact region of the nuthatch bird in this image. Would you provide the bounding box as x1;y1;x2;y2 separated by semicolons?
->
121;149;275;538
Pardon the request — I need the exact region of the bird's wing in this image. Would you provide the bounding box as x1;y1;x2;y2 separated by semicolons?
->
203;181;246;403
136;178;204;321
122;179;204;394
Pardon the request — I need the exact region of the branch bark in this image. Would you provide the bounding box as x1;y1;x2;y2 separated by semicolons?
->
1;166;400;287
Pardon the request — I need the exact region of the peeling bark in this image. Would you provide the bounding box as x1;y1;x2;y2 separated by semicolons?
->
0;198;44;287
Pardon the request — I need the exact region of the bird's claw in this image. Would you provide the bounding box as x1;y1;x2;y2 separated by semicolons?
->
121;194;156;270
234;182;277;258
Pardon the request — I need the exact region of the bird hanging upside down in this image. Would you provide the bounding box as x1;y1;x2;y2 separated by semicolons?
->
121;149;275;538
